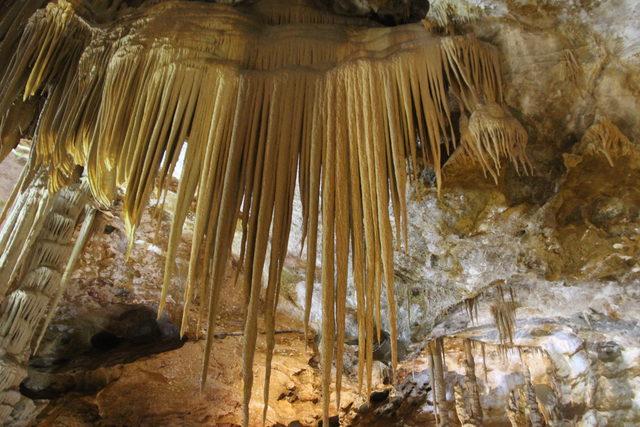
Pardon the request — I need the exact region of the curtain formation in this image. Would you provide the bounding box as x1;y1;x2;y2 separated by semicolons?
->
579;118;633;167
0;0;531;424
0;179;91;421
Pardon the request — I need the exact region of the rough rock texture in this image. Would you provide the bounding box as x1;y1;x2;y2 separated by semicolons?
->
320;0;430;24
1;0;638;426
0;152;26;207
288;0;640;424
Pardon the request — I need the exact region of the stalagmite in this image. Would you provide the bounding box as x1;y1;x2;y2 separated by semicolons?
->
463;339;483;424
506;389;528;427
453;382;473;427
0;179;89;423
429;338;450;426
0;0;533;424
524;369;545;427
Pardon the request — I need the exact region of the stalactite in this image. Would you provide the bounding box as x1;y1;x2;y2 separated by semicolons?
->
0;0;48;153
537;354;562;425
579;118;633;166
490;284;518;345
464;294;480;324
424;0;485;29
0;0;47;67
0;172;53;298
481;341;488;384
429;345;439;422
0;1;534;424
563;49;583;85
455;103;532;183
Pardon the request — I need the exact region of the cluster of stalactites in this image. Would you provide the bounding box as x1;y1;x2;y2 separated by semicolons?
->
0;1;533;425
579;118;633;167
490;284;519;345
423;0;486;30
458;281;522;356
459;103;532;182
439;35;532;183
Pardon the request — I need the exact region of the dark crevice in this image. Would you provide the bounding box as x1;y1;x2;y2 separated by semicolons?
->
22;305;184;401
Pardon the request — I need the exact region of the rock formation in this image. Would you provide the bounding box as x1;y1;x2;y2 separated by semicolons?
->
0;0;638;425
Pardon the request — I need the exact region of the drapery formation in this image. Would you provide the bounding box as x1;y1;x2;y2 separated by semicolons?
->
579;118;633;167
0;179;91;422
0;0;531;424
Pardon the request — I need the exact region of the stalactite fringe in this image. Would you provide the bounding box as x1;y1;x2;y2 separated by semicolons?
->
579;118;633;166
490;284;519;345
